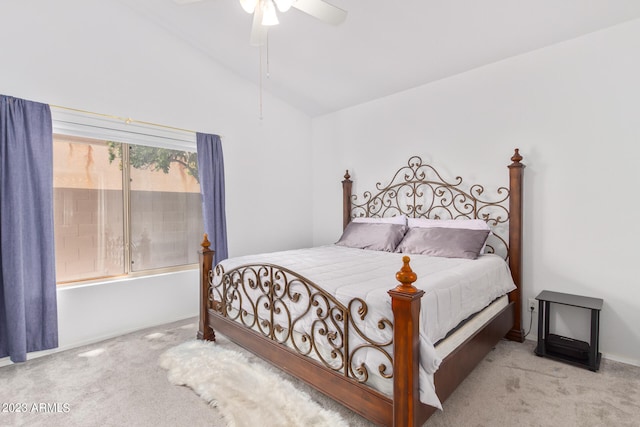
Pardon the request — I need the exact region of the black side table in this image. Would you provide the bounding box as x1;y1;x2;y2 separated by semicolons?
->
534;290;603;371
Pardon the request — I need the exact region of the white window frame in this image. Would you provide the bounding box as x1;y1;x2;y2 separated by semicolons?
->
51;108;196;152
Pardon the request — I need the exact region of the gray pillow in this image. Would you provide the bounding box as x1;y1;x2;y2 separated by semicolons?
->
335;222;408;252
395;227;490;259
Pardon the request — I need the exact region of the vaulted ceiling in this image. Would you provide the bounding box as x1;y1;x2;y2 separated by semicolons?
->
123;0;640;116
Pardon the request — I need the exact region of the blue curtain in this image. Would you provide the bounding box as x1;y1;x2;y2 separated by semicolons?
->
196;133;228;265
0;95;58;363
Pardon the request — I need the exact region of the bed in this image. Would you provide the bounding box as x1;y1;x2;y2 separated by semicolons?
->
197;149;525;426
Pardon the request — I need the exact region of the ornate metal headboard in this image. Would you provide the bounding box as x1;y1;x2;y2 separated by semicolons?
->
342;149;526;342
342;152;521;260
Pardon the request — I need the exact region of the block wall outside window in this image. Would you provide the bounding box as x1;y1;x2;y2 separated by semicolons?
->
129;190;202;271
54;187;125;281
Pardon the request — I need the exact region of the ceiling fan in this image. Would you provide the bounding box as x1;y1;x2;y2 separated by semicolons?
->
175;0;347;46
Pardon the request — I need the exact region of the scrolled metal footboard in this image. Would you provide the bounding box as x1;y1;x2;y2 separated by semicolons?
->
206;262;394;383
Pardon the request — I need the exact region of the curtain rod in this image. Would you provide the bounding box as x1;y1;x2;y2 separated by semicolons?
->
50;104;197;135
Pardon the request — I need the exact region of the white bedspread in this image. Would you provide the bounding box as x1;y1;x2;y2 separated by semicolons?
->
217;245;516;409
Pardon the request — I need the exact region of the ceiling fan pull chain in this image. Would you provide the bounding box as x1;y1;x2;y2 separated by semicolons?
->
259;43;264;120
266;32;271;79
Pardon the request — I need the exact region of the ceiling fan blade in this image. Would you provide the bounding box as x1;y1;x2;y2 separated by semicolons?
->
250;4;268;46
292;0;347;25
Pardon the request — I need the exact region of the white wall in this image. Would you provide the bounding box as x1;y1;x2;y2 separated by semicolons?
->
56;271;200;349
1;0;313;355
312;19;640;366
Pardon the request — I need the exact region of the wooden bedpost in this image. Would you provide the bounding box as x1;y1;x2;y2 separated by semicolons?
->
506;149;525;342
197;233;216;341
388;256;424;427
342;170;352;230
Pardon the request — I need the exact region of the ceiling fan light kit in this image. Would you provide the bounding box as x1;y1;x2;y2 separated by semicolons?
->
239;0;257;14
261;0;280;26
274;0;293;12
175;0;347;29
239;0;292;16
246;0;347;46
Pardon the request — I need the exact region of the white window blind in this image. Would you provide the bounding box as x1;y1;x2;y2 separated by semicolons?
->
51;108;196;151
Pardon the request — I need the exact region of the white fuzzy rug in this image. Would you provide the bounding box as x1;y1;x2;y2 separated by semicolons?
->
159;340;348;427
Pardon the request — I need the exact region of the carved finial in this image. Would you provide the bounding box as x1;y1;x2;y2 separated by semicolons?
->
344;170;351;180
511;148;523;164
395;256;417;291
201;233;211;250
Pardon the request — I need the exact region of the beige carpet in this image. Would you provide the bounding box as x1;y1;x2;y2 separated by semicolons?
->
1;317;638;427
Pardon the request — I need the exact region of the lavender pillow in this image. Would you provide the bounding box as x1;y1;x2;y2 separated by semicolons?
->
336;222;408;252
395;227;490;259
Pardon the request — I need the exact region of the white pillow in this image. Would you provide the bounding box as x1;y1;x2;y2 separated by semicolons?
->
407;218;490;231
352;215;407;226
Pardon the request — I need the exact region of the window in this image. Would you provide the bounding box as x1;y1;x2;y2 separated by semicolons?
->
53;134;203;284
128;144;202;271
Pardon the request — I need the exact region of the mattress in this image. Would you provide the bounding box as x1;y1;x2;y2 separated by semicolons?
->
215;245;516;409
435;294;509;360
